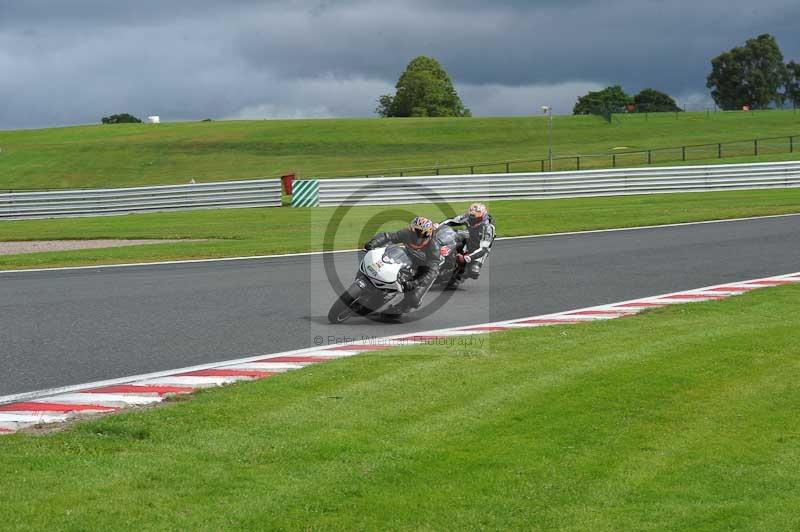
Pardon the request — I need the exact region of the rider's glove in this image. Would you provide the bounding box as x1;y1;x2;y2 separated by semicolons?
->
456;254;465;264
364;241;375;251
402;279;416;292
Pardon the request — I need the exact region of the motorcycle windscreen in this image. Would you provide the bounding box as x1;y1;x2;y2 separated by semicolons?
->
382;245;413;267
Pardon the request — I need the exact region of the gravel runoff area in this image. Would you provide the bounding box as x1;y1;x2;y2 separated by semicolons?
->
0;240;198;256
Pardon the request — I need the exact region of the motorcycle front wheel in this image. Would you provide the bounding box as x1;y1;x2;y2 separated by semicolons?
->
328;282;367;324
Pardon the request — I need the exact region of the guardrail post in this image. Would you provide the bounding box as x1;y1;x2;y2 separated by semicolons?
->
540;160;545;172
505;162;510;173
612;154;616;168
435;168;440;176
400;171;404;177
682;146;686;161
754;139;758;156
718;143;722;158
647;150;652;165
576;156;580;171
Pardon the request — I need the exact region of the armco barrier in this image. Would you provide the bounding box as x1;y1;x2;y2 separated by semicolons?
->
298;161;800;207
0;179;282;220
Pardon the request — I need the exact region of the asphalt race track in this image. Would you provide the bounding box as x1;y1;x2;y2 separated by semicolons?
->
1;215;799;397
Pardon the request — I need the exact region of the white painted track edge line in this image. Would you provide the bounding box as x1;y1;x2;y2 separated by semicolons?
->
0;248;359;275
1;212;799;275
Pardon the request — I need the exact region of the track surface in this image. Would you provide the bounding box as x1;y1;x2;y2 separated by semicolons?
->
1;216;798;396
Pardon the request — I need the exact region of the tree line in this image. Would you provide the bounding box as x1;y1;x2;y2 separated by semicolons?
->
572;86;681;116
98;35;800;123
377;34;800;119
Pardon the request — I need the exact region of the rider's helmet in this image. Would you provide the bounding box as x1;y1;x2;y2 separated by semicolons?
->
467;202;488;227
408;216;434;248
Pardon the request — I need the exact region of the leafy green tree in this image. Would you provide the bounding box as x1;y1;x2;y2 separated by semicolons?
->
706;34;787;110
572;85;632;116
785;61;800;108
101;113;142;124
633;88;681;112
377;56;471;117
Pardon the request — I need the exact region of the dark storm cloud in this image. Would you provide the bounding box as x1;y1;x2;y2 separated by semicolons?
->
1;0;799;128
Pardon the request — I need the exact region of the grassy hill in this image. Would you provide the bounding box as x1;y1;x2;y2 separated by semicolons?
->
1;110;799;190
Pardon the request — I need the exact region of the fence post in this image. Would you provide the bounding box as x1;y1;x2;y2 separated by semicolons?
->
541;160;545;172
399;171;404;177
718;143;722;159
612;154;616;168
647;150;652;165
435;167;440;176
682;146;686;161
505;162;510;173
470;166;474;175
754;139;758;156
576;156;580;171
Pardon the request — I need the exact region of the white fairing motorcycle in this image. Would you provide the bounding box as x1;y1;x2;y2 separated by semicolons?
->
327;245;414;323
327;225;463;323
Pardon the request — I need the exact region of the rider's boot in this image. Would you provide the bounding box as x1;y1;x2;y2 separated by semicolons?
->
379;294;418;319
444;275;464;290
380;302;408;319
445;264;466;290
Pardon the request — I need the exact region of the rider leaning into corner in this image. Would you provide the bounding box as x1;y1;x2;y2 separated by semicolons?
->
364;216;441;316
441;202;496;287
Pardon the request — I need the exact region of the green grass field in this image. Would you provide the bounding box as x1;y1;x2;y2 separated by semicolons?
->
1;110;799;190
2;188;800;270
2;285;799;530
2;111;800;270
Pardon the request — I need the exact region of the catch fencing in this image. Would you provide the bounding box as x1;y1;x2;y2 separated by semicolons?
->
0;179;282;220
316;132;799;178
291;161;800;207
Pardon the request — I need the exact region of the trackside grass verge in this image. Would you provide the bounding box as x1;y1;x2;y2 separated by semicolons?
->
2;285;800;530
3;187;800;270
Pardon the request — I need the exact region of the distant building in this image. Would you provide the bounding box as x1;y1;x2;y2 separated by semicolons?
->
147;116;160;124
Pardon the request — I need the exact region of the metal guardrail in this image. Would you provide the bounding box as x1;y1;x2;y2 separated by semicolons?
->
0;179;282;220
292;161;800;207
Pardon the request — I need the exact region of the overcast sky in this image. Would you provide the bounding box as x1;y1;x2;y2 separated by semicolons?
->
1;0;799;128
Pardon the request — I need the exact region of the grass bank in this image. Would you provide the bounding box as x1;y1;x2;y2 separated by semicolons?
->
2;284;799;530
1;187;800;270
1;111;799;190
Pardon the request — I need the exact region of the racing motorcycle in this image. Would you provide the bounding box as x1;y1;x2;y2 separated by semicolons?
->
327;224;465;323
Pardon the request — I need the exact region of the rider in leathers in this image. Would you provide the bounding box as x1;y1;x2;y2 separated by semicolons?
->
442;202;495;284
364;216;440;315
